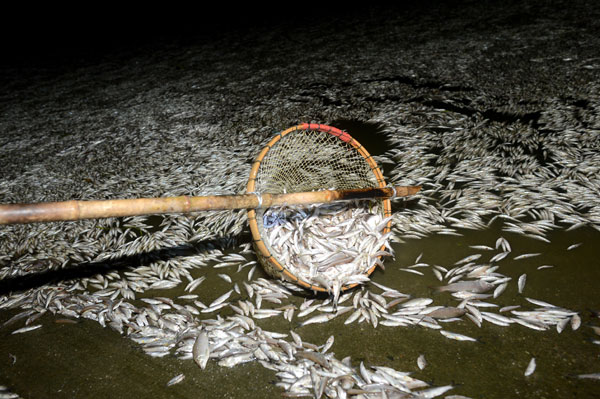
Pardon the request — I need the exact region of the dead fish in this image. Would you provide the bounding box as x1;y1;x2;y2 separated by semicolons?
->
454;254;482;265
417;354;427;370
435;280;494;294
218;352;253;368
401;298;434;307
439;330;477;342
400;268;424;276
524;357;536;376
574;373;600;380
469;245;494;251
416;385;454;398
415;252;423;263
167;373;185;386
499;305;520;313
424;307;466;319
54;318;78;324
296;350;330;368
514;253;541;260
208;289;233;308
537;265;554;270
490;251;510;263
193;331;210;369
185;276;206;292
567;243;582;251
589;325;600;336
493;282;508;298
518;274;527;294
557;317;569;333
299;313;335;327
571;314;581;330
11;325;42;334
321;335;334;353
525;297;556;308
2;310;36;327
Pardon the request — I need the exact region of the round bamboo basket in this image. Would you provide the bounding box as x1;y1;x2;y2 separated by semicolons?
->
246;123;392;292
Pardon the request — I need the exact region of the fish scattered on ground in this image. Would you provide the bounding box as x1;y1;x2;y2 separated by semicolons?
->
567;243;582;251
166;373;185;386
524;357;536;376
11;325;42;334
417;354;427;370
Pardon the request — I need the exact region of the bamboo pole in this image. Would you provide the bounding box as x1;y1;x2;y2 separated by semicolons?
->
0;186;420;225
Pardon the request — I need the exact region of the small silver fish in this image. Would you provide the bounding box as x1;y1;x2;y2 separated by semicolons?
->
557;317;569;333
575;373;600;380
11;324;42;334
299;313;335;327
490;251;510;263
494;282;508;298
425;307;466;319
208;289;233;307
417;354;427;370
571;314;581;330
469;245;494;251
524;357;536;376
193;331;210;369
537;265;554;270
416;385;454;398
167;373;185;386
454;254;482;265
439;330;477;342
518;274;527;294
218;352;253;368
567;243;582;251
436;280;494;294
514;253;541;260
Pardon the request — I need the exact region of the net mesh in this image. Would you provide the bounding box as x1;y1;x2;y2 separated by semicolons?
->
254;128;378;194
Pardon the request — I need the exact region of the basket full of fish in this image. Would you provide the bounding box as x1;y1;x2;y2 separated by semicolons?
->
246;124;418;299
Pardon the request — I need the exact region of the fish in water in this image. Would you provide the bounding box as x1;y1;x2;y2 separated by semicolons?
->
435;280;494;294
567;243;582;251
424;307;467;319
514;253;541;260
524;357;536;376
439;330;478;342
417;354;427;370
193;331;210;370
575;373;600;380
518;274;527;294
167;373;185;386
11;325;42;334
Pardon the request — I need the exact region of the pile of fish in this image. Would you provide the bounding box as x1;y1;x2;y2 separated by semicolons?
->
262;200;391;299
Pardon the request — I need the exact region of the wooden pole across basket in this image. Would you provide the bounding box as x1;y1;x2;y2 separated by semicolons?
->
0;185;420;225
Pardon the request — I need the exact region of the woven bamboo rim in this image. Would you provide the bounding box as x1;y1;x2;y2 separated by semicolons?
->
246;123;392;292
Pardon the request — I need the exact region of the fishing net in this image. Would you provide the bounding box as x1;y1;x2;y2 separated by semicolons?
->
247;123;393;293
